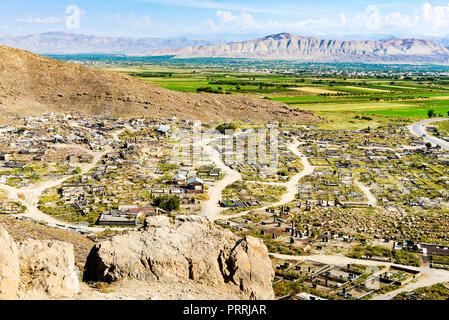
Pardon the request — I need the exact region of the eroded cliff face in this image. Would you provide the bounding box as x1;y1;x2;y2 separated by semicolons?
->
0;225;19;299
0;225;79;300
84;216;275;300
17;240;79;299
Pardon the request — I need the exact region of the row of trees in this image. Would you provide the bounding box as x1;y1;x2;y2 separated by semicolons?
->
427;109;449;118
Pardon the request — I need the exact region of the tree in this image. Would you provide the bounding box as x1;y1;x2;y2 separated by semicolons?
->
425;142;432;149
277;170;288;177
165;196;180;212
427;109;435;118
154;195;180;212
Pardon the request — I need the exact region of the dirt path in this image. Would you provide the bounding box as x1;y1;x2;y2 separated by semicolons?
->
372;266;449;300
0;146;109;232
215;139;315;221
0;130;124;233
354;180;378;207
200;141;242;221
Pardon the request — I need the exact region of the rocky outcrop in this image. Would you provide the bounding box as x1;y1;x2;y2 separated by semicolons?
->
0;224;79;300
18;240;79;298
84;215;275;300
0;225;19;299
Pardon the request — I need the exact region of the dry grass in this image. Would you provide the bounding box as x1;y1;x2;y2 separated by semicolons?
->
44;146;91;163
429;96;449;100
344;86;390;92
290;87;342;95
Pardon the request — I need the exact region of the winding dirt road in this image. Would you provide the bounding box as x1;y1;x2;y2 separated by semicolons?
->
0;130;123;233
200;142;242;221
201;138;315;221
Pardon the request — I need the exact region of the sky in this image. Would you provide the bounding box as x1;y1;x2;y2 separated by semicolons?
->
1;0;449;40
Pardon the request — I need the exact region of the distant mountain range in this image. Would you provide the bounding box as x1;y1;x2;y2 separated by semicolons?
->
1;32;449;64
147;33;449;64
0;32;226;54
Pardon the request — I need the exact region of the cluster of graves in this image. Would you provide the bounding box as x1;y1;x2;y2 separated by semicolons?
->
274;258;421;300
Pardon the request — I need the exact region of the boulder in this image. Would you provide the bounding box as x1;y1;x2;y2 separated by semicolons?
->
18;240;79;298
84;215;274;300
0;225;19;300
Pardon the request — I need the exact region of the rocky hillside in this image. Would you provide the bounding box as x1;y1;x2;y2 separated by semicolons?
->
0;45;321;123
0;32;226;55
148;33;449;64
0;216;275;300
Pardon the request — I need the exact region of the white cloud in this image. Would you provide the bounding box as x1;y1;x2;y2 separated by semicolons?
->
365;5;382;30
139;0;288;15
216;10;235;23
418;3;449;33
191;3;449;37
205;11;259;32
384;12;413;28
102;13;153;29
15;17;64;24
346;5;414;31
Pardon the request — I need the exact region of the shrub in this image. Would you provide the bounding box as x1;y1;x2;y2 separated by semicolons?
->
216;123;238;134
154;195;180;212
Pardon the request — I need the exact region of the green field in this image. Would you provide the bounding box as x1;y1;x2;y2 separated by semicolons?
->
91;59;449;129
364;105;449;118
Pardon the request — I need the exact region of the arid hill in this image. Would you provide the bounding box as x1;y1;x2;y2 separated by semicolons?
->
0;45;321;123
